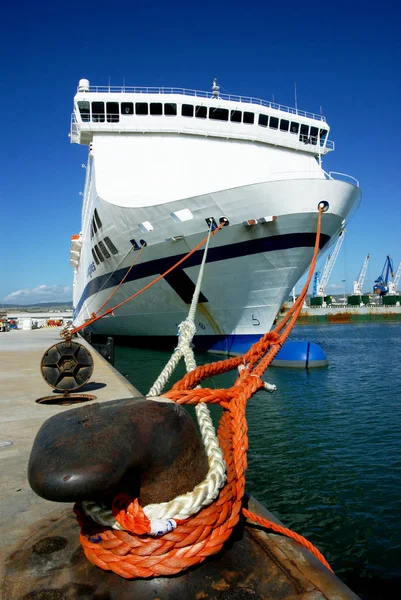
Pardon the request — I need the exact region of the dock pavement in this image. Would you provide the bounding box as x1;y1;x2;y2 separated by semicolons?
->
0;328;141;575
0;328;360;600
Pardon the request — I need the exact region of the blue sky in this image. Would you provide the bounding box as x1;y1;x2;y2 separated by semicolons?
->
1;0;400;304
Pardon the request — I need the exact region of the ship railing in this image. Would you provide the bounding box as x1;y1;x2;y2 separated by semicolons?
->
78;85;326;122
324;171;359;187
70;113;80;143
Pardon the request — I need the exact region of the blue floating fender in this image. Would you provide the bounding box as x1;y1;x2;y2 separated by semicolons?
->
272;341;328;368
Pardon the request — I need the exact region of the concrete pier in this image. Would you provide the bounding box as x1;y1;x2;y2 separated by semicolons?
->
0;328;360;599
0;328;140;574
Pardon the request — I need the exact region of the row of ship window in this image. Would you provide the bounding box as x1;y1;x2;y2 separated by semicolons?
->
92;236;119;265
90;209;119;264
77;101;327;143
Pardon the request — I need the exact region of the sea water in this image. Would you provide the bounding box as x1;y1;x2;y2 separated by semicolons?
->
114;323;401;599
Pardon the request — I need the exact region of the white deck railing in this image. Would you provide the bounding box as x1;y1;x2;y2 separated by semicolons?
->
77;85;326;122
327;171;359;187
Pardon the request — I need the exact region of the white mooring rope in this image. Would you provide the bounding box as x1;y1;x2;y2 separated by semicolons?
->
83;224;227;534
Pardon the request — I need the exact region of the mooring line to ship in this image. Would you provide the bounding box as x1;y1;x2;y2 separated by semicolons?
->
84;221;227;531
79;243;143;318
75;204;335;578
93;243;146;316
69;221;226;337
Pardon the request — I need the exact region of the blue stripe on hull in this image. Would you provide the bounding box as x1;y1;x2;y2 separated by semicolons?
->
75;232;330;317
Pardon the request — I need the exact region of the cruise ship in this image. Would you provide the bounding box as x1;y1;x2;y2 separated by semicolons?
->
70;78;361;354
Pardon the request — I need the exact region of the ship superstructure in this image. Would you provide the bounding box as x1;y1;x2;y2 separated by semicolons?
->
70;78;361;354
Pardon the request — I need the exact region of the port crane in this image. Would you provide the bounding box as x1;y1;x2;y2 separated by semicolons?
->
353;254;370;295
314;230;345;298
373;255;394;296
312;253;330;297
388;261;401;295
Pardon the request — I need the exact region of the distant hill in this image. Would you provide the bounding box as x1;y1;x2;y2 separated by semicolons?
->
1;301;73;311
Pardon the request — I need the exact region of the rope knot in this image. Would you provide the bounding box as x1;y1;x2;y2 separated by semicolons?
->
112;494;178;537
112;495;152;535
177;319;197;342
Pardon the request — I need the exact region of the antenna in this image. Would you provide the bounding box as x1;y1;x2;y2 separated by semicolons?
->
123;76;125;92
294;82;298;110
212;78;220;99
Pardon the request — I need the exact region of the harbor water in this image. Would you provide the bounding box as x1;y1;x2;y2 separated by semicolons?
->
114;323;401;600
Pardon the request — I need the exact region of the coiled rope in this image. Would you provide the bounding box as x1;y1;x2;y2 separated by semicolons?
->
75;207;333;578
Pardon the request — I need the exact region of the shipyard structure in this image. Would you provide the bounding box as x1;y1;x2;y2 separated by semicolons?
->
285;244;401;324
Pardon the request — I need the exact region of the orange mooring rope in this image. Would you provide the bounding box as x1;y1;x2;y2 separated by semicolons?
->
71;222;225;336
75;207;333;577
94;244;146;316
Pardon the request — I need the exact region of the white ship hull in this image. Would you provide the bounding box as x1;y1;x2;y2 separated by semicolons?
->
73;170;360;353
69;83;361;354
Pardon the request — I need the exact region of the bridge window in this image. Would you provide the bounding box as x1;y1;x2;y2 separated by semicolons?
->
121;102;134;115
136;102;148;115
290;122;299;134
300;124;309;143
269;116;279;129
150;103;163;115
106;102;119;123
310;126;319;145
230;110;242;123
78;101;90;122
92;217;97;234
182;104;194;117
280;119;289;132
209;107;229;121
165;103;177;116
320;128;328;142
195;106;207;119
243;112;254;124
258;114;268;127
92;102;105;122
